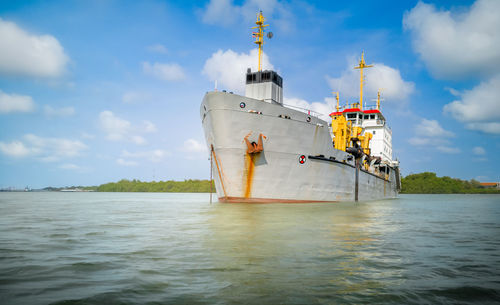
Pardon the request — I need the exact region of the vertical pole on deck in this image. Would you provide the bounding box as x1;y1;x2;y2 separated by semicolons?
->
210;146;213;204
355;159;359;202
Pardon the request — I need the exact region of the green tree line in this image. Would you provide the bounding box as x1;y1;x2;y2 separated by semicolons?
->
44;173;499;194
401;172;500;194
43;186;98;191
96;179;215;193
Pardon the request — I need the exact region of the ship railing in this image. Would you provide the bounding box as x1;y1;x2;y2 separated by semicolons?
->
282;103;324;118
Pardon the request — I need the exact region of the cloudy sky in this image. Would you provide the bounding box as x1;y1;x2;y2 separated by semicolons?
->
1;0;499;188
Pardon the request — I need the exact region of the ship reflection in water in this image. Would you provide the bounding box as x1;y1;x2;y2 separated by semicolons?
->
205;201;406;302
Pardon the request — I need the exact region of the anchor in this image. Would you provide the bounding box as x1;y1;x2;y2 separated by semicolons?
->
244;133;264;154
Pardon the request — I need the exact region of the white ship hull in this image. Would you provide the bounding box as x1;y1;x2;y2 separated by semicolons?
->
201;91;400;202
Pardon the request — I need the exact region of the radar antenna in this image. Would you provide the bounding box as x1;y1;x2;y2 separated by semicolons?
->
332;91;340;112
376;88;384;110
252;11;271;71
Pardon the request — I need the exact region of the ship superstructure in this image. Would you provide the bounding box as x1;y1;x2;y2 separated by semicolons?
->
200;12;400;202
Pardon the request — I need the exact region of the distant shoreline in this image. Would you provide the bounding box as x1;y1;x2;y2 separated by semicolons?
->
19;179;215;193
400;172;500;194
4;173;499;194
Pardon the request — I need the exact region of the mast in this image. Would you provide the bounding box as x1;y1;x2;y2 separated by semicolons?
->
332;91;340;112
354;51;373;110
252;11;269;72
377;89;381;110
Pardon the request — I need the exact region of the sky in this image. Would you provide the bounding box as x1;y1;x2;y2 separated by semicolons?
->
0;0;499;188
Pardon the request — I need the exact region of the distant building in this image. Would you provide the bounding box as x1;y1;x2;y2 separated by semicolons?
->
480;182;500;189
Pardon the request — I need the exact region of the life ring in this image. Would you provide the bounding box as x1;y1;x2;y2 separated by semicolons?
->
299;155;306;164
240;102;246;108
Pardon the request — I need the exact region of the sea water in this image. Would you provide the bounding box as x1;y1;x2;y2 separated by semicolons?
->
0;192;499;304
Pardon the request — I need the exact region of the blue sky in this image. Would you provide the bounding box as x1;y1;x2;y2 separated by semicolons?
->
0;0;499;188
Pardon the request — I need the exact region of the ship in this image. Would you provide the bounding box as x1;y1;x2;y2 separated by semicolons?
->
201;12;401;203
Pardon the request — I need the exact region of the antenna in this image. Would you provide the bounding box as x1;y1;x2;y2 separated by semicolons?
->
354;51;373;111
252;11;270;71
332;91;340;112
377;88;384;110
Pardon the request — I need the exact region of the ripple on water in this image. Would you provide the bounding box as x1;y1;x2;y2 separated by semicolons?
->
417;286;500;304
0;193;499;305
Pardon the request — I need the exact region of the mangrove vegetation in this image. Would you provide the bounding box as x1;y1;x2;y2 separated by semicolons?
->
400;172;499;194
96;179;215;193
41;173;498;194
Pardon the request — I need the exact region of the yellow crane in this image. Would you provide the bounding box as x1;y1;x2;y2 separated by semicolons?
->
331;52;374;158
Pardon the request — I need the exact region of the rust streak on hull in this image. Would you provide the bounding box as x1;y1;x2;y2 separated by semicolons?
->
211;147;227;198
243;153;257;198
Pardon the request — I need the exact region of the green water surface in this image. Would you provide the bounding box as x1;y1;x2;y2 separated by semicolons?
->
0;193;499;304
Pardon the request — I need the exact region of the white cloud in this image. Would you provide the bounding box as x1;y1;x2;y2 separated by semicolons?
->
0;90;35;113
404;0;500;79
283;97;335;122
121;149;168;162
406;1;500;135
409;118;460;154
472;146;485;155
59;163;80;170
130;136;146;145
445;87;461;97
146;44;168;54
81;132;95;140
414;118;455;138
44;105;75;117
99;111;157;145
0;135;87;161
203;49;273;93
326;56;415;104
201;0;239;26
99;111;131;141
436;146;460;154
200;0;293;32
143;121;157;133
116;158;138;166
122;91;150;104
465;122;500;135
473;157;488;162
443;74;500;134
0;18;69;78
408;137;431;146
23;134;87;161
143;62;185;81
117;149;168;166
180;139;207;153
179;139;207;160
0;141;31;157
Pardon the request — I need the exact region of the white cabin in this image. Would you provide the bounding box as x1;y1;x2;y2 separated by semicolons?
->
333;107;393;162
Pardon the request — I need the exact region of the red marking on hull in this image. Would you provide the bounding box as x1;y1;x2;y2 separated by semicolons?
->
218;196;336;203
